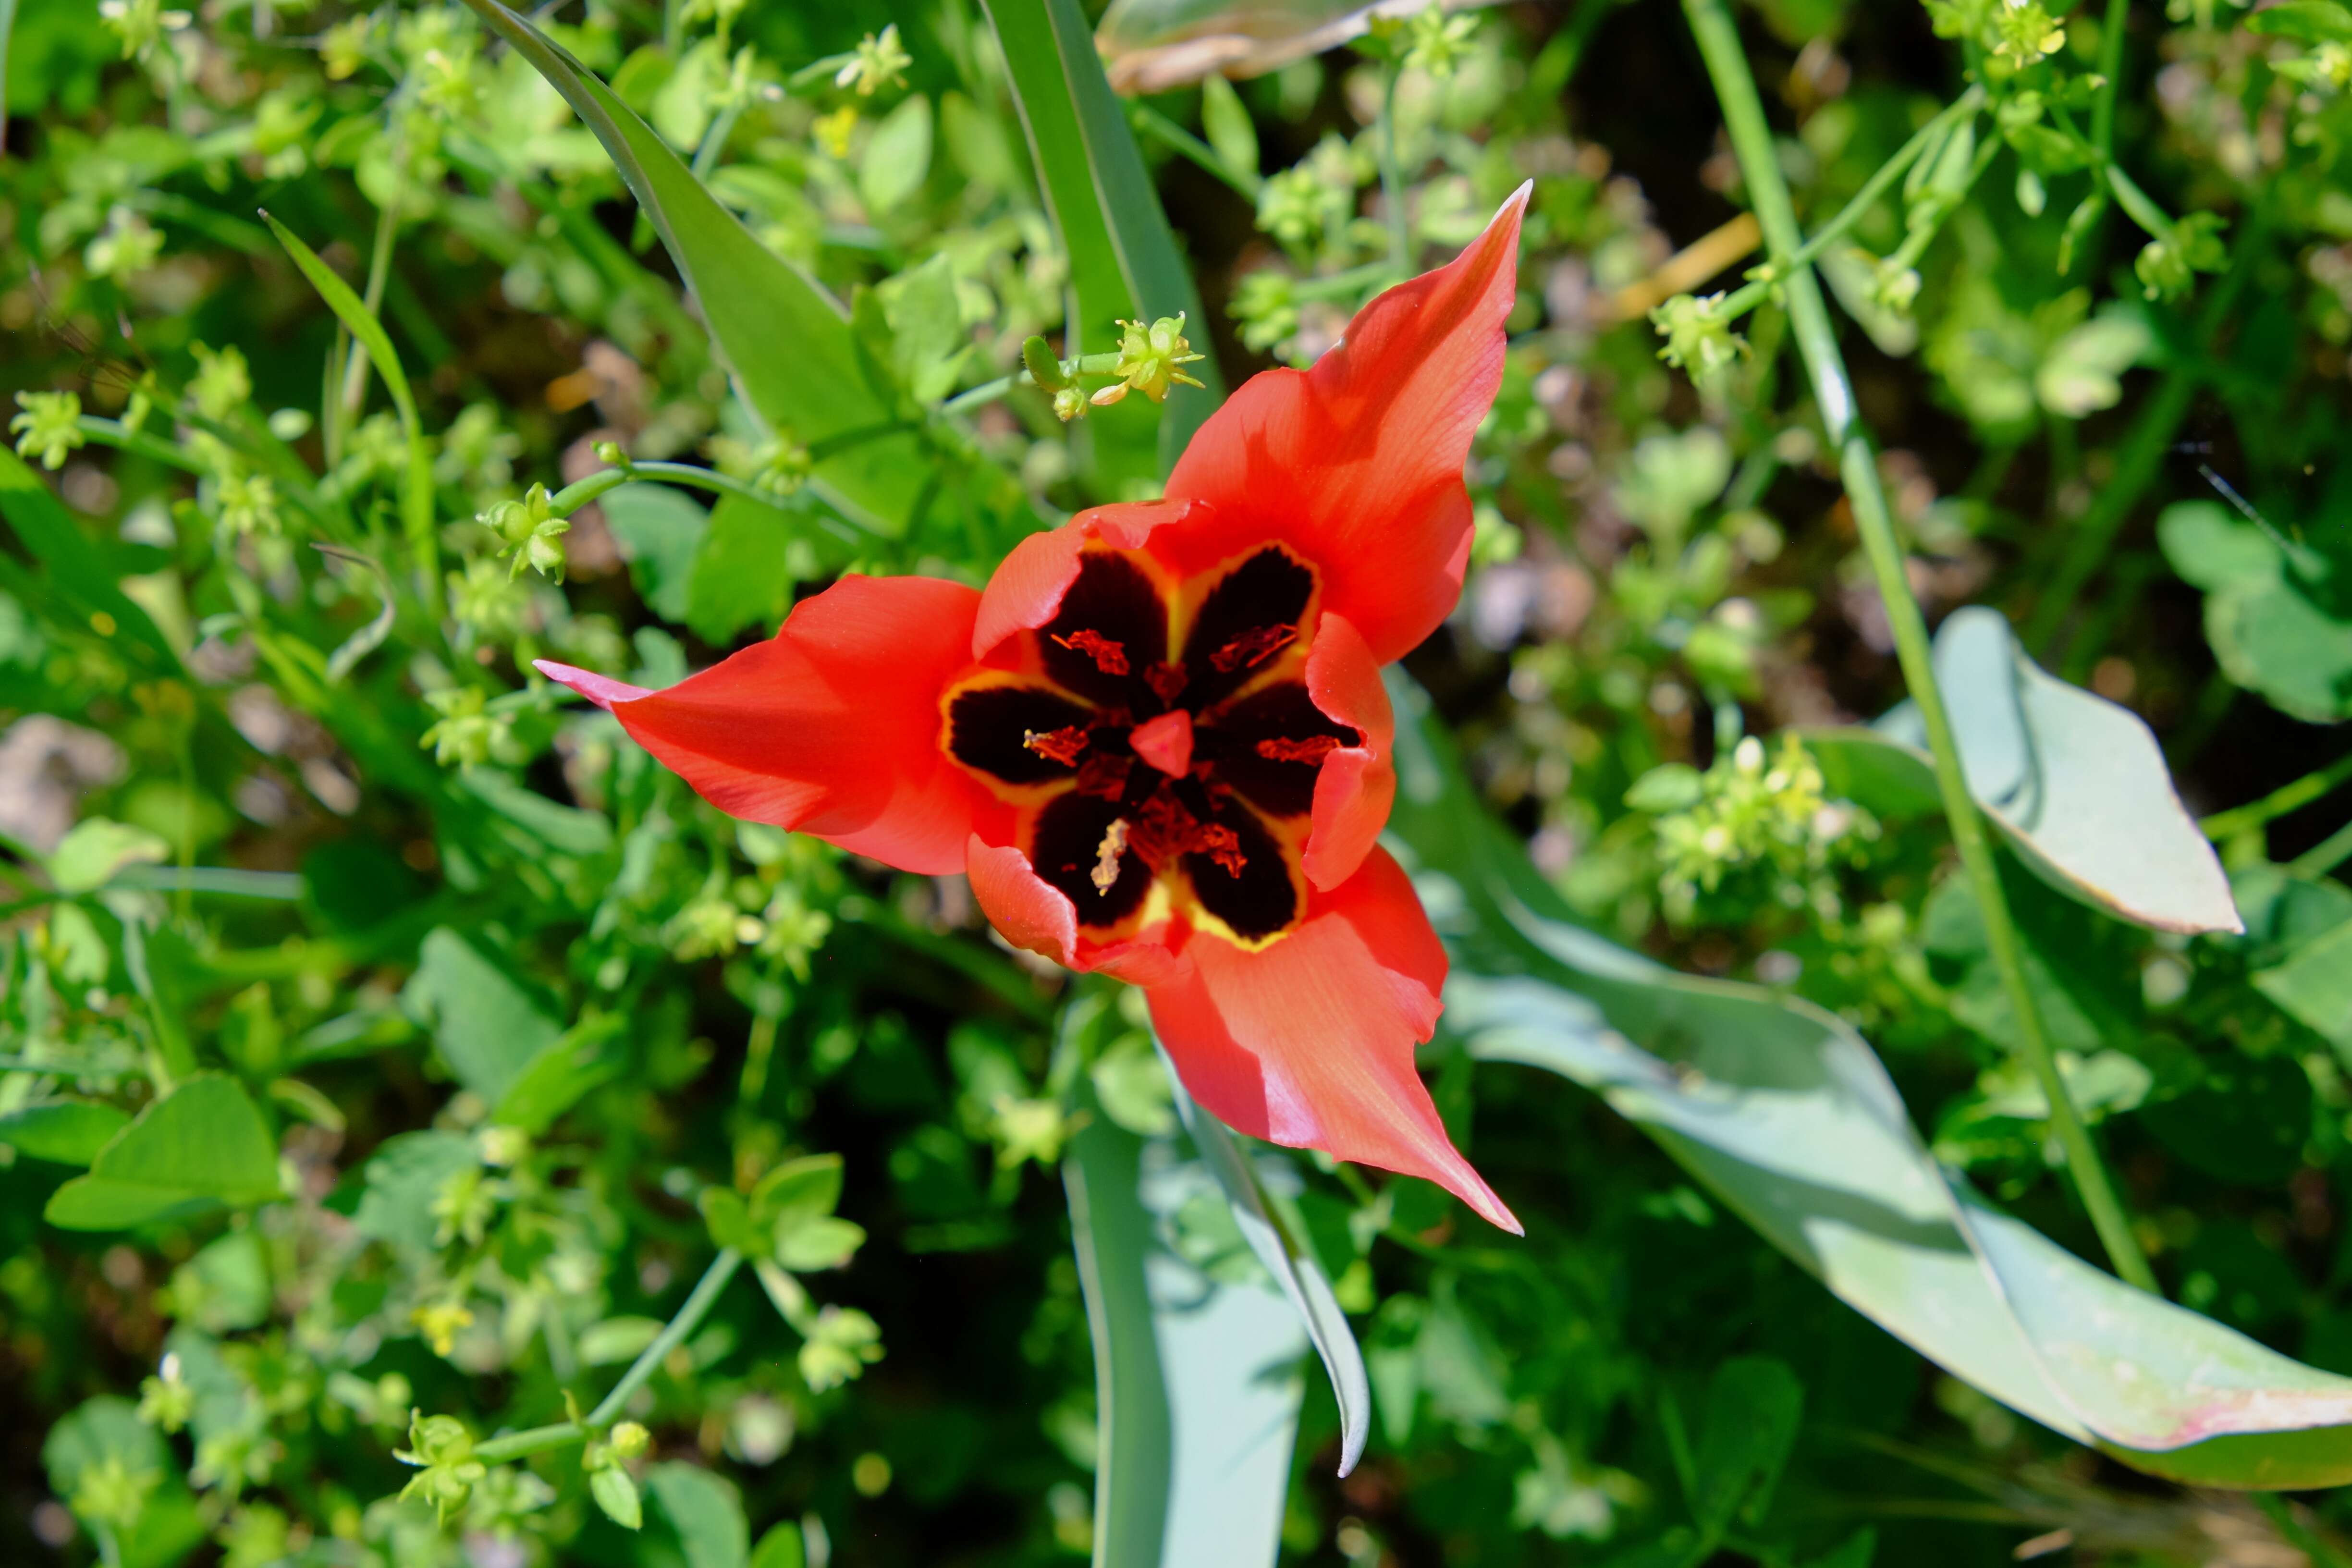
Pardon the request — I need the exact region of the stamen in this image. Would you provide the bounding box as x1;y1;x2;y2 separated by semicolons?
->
1091;819;1130;894
1195;822;1247;878
1022;726;1089;766
1256;735;1343;765
1075;753;1132;798
1144;661;1188;703
1053;629;1129;675
1210;623;1297;673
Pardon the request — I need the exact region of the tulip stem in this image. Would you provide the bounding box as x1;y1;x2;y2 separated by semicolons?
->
471;1248;743;1463
1378;65;1410;269
1683;0;2157;1295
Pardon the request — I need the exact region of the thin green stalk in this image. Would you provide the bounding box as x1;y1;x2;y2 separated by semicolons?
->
472;1248;742;1463
549;461;797;518
1378;65;1409;269
1128;103;1263;200
690;101;743;178
341;168;404;417
1684;0;2156;1293
74;416;208;476
2091;0;2128;161
2201;751;2352;841
2291;816;2352;880
1713;86;1986;322
2027;212;2263;654
938;352;1123;416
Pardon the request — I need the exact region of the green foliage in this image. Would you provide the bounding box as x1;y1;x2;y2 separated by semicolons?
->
4;0;2352;1564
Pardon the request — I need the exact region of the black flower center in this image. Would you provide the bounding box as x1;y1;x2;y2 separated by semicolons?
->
943;546;1360;942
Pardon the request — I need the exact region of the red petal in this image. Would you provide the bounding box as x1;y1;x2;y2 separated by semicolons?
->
1145;848;1519;1233
966;836;1190;988
1156;185;1530;663
973;498;1193;661
1298;612;1395;892
536;576;983;875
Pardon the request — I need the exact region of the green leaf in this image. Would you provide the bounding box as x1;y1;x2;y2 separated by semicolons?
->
2247;0;2352;41
589;1465;642;1531
2254;919;2352;1053
1384;669;2352;1491
2034;307;2153;417
48;816;171;893
456;0;986;539
600;481;710;624
1168;1067;1372;1478
773;1216;865;1272
1198;74;1258;182
257;212;436;579
350;1131;478;1252
685;494;798;645
858;93;933;215
0;447;180;674
44;1074;282;1230
980;0;1224;473
578;1315;664;1365
402;928;565;1104
462;770;614;857
749;1522;808;1568
1810;607;2241;935
1065;1073;1305;1568
2157;501;2352;724
1689;1358;1803;1533
698;1188;760;1254
491;1017;626;1134
646;1461;749;1568
0;1099;130;1165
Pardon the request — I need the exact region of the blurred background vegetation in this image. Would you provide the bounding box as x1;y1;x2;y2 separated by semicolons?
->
4;0;2352;1563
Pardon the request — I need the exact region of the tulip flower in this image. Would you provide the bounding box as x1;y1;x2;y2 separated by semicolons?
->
540;186;1531;1232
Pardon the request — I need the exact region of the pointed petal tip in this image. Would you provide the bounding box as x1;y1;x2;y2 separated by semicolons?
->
533;659;650;711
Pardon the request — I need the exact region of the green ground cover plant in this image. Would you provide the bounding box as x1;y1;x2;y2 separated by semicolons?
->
4;0;2352;1563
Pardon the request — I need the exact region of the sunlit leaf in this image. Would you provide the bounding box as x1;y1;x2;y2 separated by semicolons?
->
1065;1068;1305;1567
983;0;1224;473
0;1099;130;1165
1807;606;2241;935
1387;667;2352;1491
44;1075;283;1230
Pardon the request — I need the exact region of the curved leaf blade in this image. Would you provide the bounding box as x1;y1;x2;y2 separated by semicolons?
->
1385;668;2352;1491
1811;606;2240;935
43;1074;282;1230
982;0;1224;472
1167;1070;1372;1478
457;0;959;538
1066;1054;1307;1566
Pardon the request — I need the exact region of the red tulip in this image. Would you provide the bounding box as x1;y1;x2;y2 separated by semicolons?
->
540;187;1531;1233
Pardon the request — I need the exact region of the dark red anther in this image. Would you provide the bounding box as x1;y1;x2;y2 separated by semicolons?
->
1255;735;1343;765
1209;623;1297;674
1145;661;1188;703
1053;629;1130;675
1075;752;1132;798
1022;725;1090;766
1194;822;1248;877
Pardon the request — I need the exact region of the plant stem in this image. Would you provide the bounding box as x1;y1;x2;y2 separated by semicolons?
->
1684;0;2156;1293
471;1248;742;1463
1127;103;1263;200
938;352;1124;416
2092;0;2128;161
2026;211;2263;655
1378;65;1409;270
1711;86;1986;323
2201;752;2352;842
2291;815;2352;880
74;416;208;476
548;460;807;519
